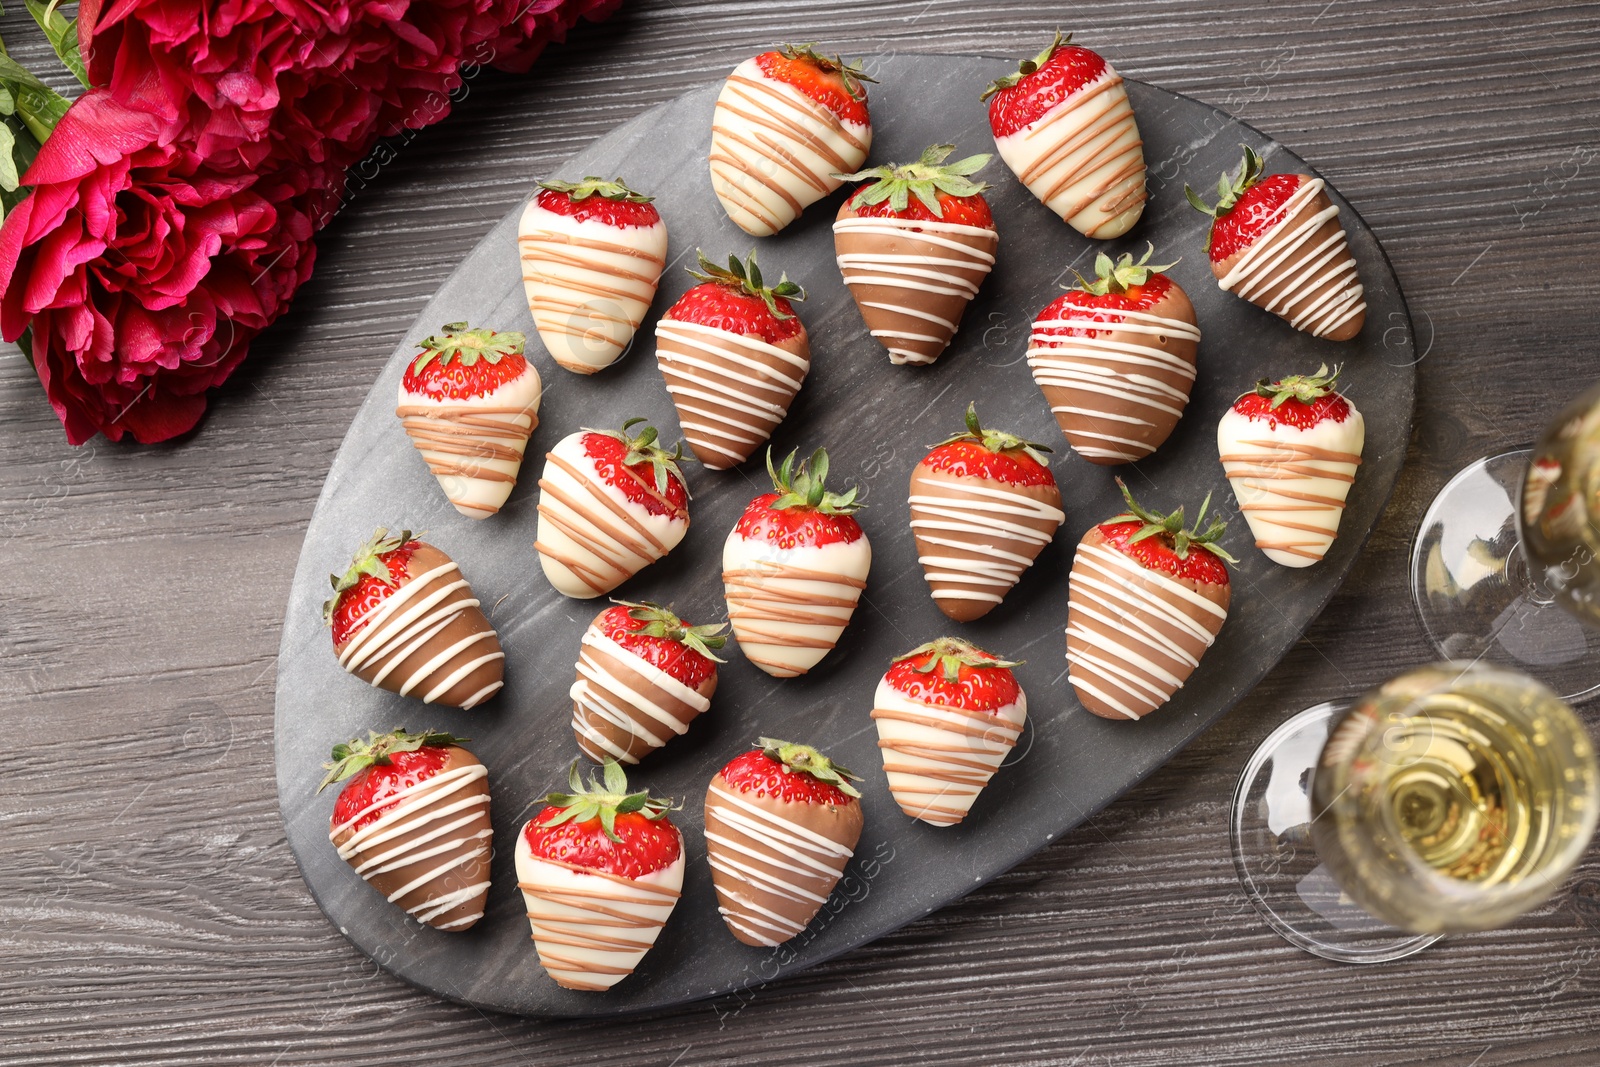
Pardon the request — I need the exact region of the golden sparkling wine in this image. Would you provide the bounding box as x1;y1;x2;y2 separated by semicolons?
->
1521;380;1600;627
1310;662;1600;934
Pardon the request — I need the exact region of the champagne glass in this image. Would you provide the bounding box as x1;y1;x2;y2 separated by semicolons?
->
1410;381;1600;701
1231;661;1599;962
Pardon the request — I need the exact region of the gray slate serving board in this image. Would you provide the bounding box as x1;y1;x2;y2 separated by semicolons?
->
274;53;1415;1018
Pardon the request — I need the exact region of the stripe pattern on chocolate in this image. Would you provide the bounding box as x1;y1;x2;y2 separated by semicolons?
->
994;66;1146;239
1216;178;1366;340
908;468;1064;621
1218;410;1365;567
330;753;492;930
1065;536;1229;720
872;680;1026;826
722;535;872;678
535;433;689;599
655;317;810;469
833;215;998;366
396;364;541;519
703;777;860;946
516;843;684;991
517;203;667;374
569;622;714;765
335;546;505;709
709;58;871;237
1027;301;1200;464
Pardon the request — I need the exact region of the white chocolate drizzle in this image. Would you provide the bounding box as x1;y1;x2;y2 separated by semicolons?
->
1217;178;1365;339
655;317;810;469
569;624;712;764
908;473;1064;614
517;203;668;374
1065;541;1228;720
516;838;684;991
872;680;1025;826
336;560;505;709
1218;405;1365;567
832;216;998;365
993;66;1146;238
330;762;492;929
709;58;871;236
1027;304;1200;463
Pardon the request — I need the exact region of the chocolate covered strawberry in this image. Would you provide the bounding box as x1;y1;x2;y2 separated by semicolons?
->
396;322;542;519
325;529;505;709
710;44;875;236
872;638;1026;826
704;738;864;946
534;419;690;598
833;144;999;367
322;729;492;931
570;601;728;765
983;32;1146;239
1218;364;1365;567
723;447;870;678
909;403;1064;622
516;762;684;991
1027;245;1201;464
1186;147;1366;341
1066;481;1234;720
518;176;668;375
655;250;810;470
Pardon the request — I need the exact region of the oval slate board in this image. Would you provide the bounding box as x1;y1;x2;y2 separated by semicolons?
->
274;53;1416;1017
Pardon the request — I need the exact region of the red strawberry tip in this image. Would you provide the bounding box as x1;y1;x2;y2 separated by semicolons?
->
537;175;654;204
933;402;1053;466
1072;242;1179;297
322;527;417;624
980;29;1072;101
893;636;1022;684
766;445;863;515
318;727;468;792
584;417;689;497
1251;363;1342;409
543;760;677;843
756;737;863;798
611;599;729;663
688;249;806;321
774;43;876;100
1184;145;1266;252
1110;478;1237;565
837;143;992;218
411;322;524;377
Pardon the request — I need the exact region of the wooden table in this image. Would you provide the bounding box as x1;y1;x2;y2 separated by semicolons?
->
3;2;1598;1062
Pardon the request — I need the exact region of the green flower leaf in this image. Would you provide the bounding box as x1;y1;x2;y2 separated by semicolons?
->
24;0;89;90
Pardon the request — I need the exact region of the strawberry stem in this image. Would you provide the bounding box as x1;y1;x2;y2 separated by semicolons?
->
1110;478;1236;564
932;402;1053;466
757;737;863;798
837;143;992;218
611;599;729;662
318;727;467;792
537;175;653;203
893;636;1022;684
412;323;524;375
1184;145;1266;251
1254;363;1341;408
765;446;863;515
980;30;1071;101
542;760;676;842
585;417;688;496
687;249;805;321
1071;243;1178;297
322;527;416;624
776;43;877;100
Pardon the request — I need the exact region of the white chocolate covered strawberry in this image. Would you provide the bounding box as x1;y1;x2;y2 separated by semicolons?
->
534;419;690;599
516;763;683;992
710;44;874;236
1218;364;1365;567
983;32;1146;239
570;601;728;765
872;638;1026;827
1186;147;1366;341
723;448;870;678
396;323;541;519
518;177;668;375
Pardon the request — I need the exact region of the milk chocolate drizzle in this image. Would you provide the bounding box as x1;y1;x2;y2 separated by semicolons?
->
569;619;714;764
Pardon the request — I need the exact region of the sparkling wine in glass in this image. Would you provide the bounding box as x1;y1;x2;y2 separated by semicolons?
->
1232;662;1600;962
1521;381;1600;629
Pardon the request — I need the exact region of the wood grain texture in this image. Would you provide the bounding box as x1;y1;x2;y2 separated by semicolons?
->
2;0;1599;1062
